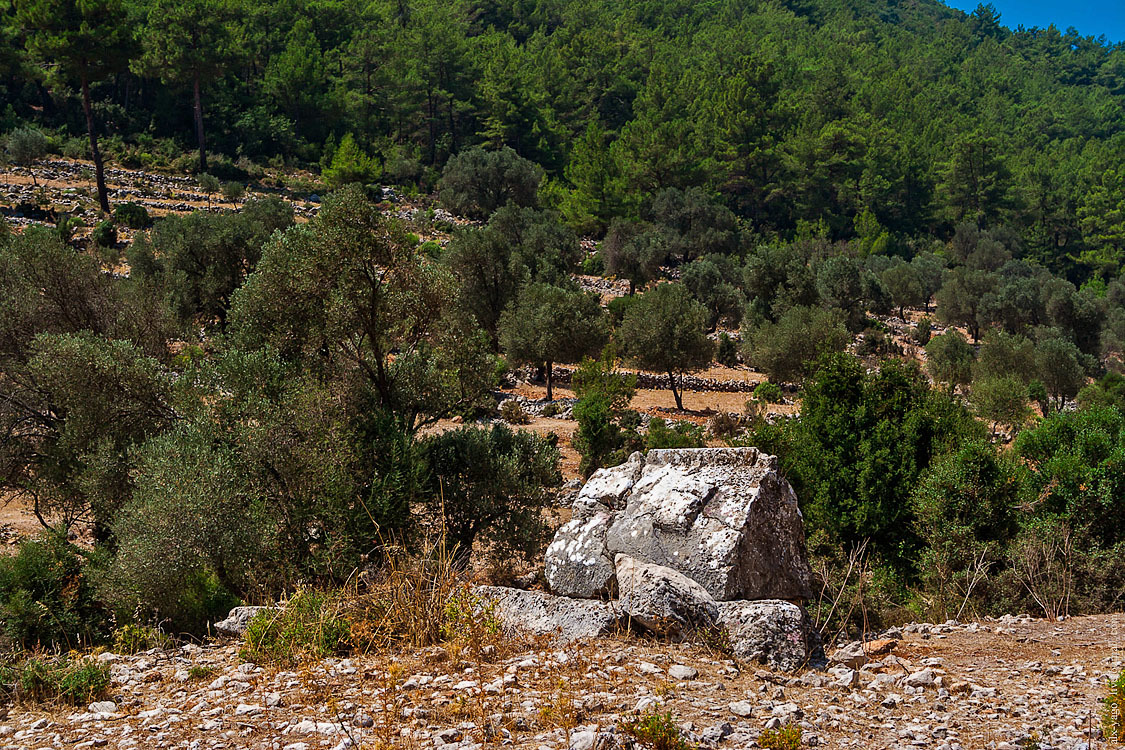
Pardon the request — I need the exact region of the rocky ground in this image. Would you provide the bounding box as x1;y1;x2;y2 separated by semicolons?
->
3;613;1121;750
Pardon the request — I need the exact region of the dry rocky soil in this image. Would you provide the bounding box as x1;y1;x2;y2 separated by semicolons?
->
2;613;1122;750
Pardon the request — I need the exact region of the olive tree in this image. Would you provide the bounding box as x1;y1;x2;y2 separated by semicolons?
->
439;146;541;219
229;185;494;432
619;283;713;410
498;282;608;401
741;305;849;384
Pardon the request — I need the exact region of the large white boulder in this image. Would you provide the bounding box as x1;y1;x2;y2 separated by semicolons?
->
545;448;811;601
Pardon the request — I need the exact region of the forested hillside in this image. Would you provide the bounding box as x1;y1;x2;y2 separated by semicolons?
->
3;0;1125;278
1;1;1125;724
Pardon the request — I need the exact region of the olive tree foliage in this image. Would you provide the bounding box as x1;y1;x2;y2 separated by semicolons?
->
4;128;48;185
103;349;362;624
925;330;974;395
1035;334;1086;412
649;187;739;263
0;228;174;540
741;305;849;384
880;259;924;318
974;330;1037;383
498;282;608;401
444;205;580;345
971;375;1032;436
936;267;997;342
601;219;667;294
128;196;294;329
619;283;713;410
229;185;495;432
683;254;746;329
419;424;561;565
439;146;541;219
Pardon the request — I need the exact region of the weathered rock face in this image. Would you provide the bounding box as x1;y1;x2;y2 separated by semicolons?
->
615;554;718;638
545;448;811;602
715;600;813;672
215;606;274;636
476;586;621;643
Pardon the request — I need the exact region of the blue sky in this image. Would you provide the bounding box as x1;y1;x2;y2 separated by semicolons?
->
945;1;1125;43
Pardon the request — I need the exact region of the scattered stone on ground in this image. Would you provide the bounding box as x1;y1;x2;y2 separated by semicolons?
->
2;612;1120;749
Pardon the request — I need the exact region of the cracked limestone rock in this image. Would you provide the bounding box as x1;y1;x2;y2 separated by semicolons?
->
615;554;718;638
715;599;814;672
545;448;811;601
214;606;275;636
475;586;622;643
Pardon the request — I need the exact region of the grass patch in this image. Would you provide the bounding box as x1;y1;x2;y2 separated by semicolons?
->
759;723;802;750
0;656;110;705
240;540;505;666
187;664;215;681
240;590;351;666
620;710;697;750
112;624;171;654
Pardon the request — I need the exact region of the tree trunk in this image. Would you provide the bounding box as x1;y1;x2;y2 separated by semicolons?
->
670;370;683;410
546;361;553;402
193;72;208;173
81;71;111;213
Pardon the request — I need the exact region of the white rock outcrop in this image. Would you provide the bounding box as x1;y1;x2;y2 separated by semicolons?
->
545;448;811;601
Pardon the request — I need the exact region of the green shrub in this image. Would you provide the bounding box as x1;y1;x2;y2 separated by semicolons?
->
420;424;561;564
187;664;215;681
221;181;245;206
1;656;110;705
581;251;604;276
716;332;739;367
323;133;380;188
113;202;152;229
759;723;802;750
572;348;637;476
439;146;540;219
241;590;351;666
0;534;110;650
646;418;705;450
607;294;641;327
419;239;442;258
754;381;783;403
913;317;932;346
499;398;530;425
541;402;561;417
91;218;116;248
619;710;697;750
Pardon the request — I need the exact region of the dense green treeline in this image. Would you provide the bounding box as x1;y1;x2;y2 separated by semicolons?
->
4;0;1125;278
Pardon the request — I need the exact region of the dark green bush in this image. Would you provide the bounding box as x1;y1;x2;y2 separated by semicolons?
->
113;202;152;229
439;146;540;219
581;251;604;276
572;349;637;476
716;332;739;367
753;381;783;403
0;534;110;651
91;218;116;248
645;418;705;450
420;423;561;564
